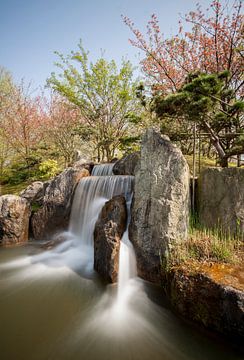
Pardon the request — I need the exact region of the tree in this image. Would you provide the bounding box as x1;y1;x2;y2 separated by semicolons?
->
0;67;14;110
1;83;46;168
0;68;16;178
153;71;244;167
47;42;139;162
124;0;243;164
46;96;86;167
123;0;243;96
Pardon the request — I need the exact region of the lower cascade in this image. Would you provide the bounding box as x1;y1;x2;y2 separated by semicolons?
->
69;163;136;288
0;163;241;360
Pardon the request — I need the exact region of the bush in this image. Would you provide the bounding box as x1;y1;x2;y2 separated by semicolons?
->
38;159;59;180
6;163;35;185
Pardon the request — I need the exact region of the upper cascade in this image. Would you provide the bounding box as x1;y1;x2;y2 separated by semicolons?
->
91;163;114;176
69;172;134;247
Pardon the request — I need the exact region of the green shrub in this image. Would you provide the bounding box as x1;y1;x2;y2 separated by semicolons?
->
38;159;59;180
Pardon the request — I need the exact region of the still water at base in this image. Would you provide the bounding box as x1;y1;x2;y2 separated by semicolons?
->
0;243;242;360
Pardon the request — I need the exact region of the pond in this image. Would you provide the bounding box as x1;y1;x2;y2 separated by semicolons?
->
0;244;242;360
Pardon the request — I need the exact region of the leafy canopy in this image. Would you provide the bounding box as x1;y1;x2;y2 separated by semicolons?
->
47;41;139;161
153;71;244;166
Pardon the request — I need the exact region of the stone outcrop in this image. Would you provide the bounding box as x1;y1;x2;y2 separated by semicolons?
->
129;129;190;283
198;168;244;238
94;195;127;283
113;152;140;176
169;266;244;343
0;195;31;245
31;167;89;240
20;181;45;206
72;160;94;174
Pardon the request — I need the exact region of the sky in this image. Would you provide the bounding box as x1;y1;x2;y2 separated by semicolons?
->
0;0;212;90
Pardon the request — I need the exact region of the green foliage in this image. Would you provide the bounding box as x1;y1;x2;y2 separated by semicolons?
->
168;228;241;267
118;135;141;153
38;159;59;180
0;67;14;109
0;155;59;192
0;181;30;196
31;202;42;213
154;72;224;119
153;71;244;166
3;156;40;185
47;41;141;161
165;209;243;268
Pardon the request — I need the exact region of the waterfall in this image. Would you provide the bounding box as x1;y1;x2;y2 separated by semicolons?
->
69;175;133;246
68;163;137;289
117;197;137;303
91;163;114;176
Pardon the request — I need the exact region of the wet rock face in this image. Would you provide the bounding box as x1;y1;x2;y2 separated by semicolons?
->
94;195;127;283
113;152;140;176
198;168;244;239
20;181;45;206
129;129;190;283
169;268;244;342
31;168;89;240
0;195;31;245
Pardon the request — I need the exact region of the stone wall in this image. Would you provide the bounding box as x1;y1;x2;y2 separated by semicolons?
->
198;168;244;238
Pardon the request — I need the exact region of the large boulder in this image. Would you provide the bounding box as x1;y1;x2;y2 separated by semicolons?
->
198;168;244;238
169;265;244;342
31;167;89;240
0;195;31;245
94;195;127;283
113;152;140;176
20;181;45;206
72;160;94;174
129;129;190;283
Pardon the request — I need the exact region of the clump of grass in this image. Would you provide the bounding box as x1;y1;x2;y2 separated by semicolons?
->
31;202;42;213
168;226;243;268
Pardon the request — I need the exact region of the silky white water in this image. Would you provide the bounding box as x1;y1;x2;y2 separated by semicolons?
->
91;163;114;176
0;164;241;360
69;175;133;246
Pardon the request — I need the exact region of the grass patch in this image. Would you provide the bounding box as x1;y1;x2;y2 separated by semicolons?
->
0;181;31;196
184;155;237;176
184;155;216;176
168;227;243;268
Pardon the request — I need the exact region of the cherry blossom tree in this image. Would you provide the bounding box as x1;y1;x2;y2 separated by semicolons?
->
123;0;244;166
45;96;85;166
123;0;243;96
2;83;46;167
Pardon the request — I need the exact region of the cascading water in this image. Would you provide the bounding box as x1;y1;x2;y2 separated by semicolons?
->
0;164;241;360
117;196;137;305
91;163;114;176
68;163;136;281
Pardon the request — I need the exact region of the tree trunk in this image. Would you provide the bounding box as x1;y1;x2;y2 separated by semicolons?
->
97;146;101;163
202;120;227;167
219;156;228;168
237;154;241;167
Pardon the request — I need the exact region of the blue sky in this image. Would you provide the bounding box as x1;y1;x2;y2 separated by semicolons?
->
0;0;211;90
